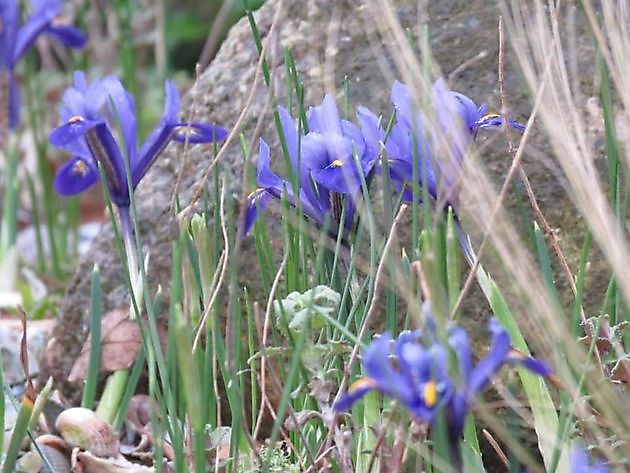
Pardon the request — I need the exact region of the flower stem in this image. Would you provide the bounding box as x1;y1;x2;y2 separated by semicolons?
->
95;369;129;425
118;206;143;318
0;71;8;147
95;205;141;425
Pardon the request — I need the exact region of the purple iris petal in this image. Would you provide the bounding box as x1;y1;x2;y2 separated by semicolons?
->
109;89;137;162
394;331;425;376
340;120;365;154
257;139;328;226
58;73;90;121
133;82;227;185
450;91;482;131
0;1;19;65
571;446;610;473
474;114;526;132
307;93;342;135
243;188;272;235
332;378;377;412
391;80;415;126
311;162;359;194
356;106;383;159
132;124;171;183
387;78;530;214
278;106;299;167
87;76;127;118
448;326;473;383
363;333;415;404
256;139;283;191
12;7;55;64
298;133;328;171
45;24;87;49
162;80;180;122
89;121;129;203
300;187;330;224
467;319;512;396
172;123;228;143
49;118;102;148
310;136;361;194
509;119;526;132
53;155;99;196
276;106;327;210
506;350;553;377
58;73;125;122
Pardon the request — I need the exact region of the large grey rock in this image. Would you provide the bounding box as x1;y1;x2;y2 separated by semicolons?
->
42;0;600;394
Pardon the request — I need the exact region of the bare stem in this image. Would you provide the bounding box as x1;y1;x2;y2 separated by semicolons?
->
118;206;142;318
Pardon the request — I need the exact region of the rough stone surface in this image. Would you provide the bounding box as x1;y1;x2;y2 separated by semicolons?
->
42;0;601;399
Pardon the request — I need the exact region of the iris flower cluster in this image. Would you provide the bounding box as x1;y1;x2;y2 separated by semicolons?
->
243;94;380;235
385;79;524;207
0;0;85;141
51;71;227;209
333;318;551;443
244;79;525;236
50;71;227;316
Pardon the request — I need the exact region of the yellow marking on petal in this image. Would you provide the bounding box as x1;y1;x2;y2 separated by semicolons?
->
248;187;266;199
349;377;377;393
479;113;501;121
330;159;344;168
52;16;71;26
176;125;197;135
508;348;526;360
424;381;438;408
72;160;89;176
68;115;85;123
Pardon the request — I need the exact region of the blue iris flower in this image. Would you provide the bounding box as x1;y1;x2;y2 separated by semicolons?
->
50;71;228;208
0;0;85;140
243;94;380;235
334;318;551;442
571;446;610;473
385;79;525;207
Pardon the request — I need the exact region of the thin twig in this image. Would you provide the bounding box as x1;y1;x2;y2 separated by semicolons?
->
253;253;288;439
225;0;285;388
192;250;226;349
498;16;582;308
178;0;284;223
171;63;203;211
482;429;510;468
449;29;552;319
342;205;407;375
198;0;236;70
365;406;398;473
497;17;603;373
448;50;489;82
192;174;230;350
305;445;336;473
262;354;319;470
322;205;407;455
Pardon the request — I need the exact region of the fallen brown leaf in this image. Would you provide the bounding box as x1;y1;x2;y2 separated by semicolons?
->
610;358;630;384
69;308;168;382
77;451;155;472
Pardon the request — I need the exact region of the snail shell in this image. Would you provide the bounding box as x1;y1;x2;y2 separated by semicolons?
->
36;434;72;473
15;435;71;473
55;408;119;457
